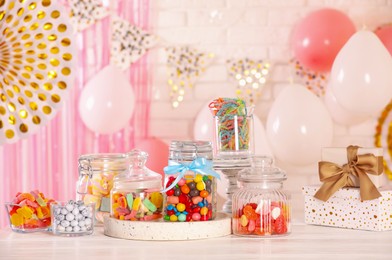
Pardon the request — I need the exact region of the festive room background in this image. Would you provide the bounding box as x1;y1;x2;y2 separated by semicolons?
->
1;0;392;227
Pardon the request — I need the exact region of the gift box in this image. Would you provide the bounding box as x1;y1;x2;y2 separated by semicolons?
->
303;185;392;231
321;147;385;188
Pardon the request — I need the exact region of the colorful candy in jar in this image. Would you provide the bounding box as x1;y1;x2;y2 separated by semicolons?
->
164;174;215;222
6;190;55;232
111;190;163;221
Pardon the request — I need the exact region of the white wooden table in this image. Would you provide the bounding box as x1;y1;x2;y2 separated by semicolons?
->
1;221;392;260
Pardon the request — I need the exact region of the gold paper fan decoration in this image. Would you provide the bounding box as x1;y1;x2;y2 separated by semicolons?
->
0;0;75;144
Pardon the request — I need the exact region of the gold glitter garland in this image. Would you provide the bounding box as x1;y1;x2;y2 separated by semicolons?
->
374;100;392;180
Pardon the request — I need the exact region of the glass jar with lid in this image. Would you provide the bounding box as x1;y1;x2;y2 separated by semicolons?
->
163;141;220;222
77;153;129;223
110;150;163;221
232;156;291;237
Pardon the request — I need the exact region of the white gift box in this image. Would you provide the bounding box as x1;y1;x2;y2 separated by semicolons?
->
303;185;392;231
321;147;385;188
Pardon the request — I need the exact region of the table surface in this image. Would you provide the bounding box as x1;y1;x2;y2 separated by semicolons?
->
1;221;392;260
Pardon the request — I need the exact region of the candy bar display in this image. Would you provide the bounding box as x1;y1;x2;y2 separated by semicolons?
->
163;141;220;222
110;150;163;221
51;200;95;236
209;98;254;158
232;156;291;237
77;153;129;222
6;190;55;233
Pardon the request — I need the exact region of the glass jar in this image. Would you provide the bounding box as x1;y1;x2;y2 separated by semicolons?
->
163;141;219;222
232;156;291;237
110;150;163;221
77;153;129;223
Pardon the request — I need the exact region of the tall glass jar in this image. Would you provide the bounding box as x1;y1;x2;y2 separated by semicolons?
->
232;156;291;237
110;150;163;221
77;153;129;223
163;141;219;222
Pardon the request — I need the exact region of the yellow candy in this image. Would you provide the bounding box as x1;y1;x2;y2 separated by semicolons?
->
150;192;163;208
196;182;205;191
200;207;208;216
132;197;141;211
83;194;101;209
176;203;186;212
10;213;24;226
194;174;203;183
36;207;44;219
119;215;125;220
240;214;249;227
112;202;119;211
16;206;33;219
169;215;178;222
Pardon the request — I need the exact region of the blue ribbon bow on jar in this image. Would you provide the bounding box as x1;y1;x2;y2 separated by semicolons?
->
162;158;220;192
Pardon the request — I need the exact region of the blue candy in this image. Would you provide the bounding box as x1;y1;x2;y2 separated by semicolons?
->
198;202;204;207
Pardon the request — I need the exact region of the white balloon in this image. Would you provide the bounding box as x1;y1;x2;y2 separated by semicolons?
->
324;86;370;126
266;84;333;166
79;65;135;134
330;30;392;116
253;115;273;157
193;101;214;142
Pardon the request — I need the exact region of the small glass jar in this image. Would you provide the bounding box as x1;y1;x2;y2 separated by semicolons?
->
232;156;291;237
163;141;219;222
77;153;129;223
110;150;163;221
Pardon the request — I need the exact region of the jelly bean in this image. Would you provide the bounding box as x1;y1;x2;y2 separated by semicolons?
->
166;210;174;216
166;196;179;204
204;179;212;187
200;207;208;216
207;209;212;219
167;204;174;211
166;189;175;196
173;207;178;213
174;188;181;196
176;203;186;212
194;174;203;183
168;176;176;182
187;182;196;190
186;214;192;221
200;215;209;221
126;194;134;210
150;192;163;208
240;214;248;227
206;195;212;204
192;213;201;221
192;207;200;213
248;219;256;232
177;178;186;186
179;194;190;204
189;190;199;197
180;184;190;194
200;190;209;198
196;182;205;191
132;197;141;211
178;213;186;222
170;215;178;222
202;176;209;182
197;202;204;208
192;196;203;205
164;215;170;221
143;198;157;213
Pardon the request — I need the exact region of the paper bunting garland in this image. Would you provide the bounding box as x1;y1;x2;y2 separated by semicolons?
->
69;0;109;31
111;16;158;70
226;58;270;105
374;100;392;180
290;58;328;97
0;0;75;144
166;46;214;108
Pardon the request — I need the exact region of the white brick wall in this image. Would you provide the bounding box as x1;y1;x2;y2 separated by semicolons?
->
149;0;392;217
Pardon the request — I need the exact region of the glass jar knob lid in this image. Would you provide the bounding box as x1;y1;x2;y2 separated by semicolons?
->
238;156;286;182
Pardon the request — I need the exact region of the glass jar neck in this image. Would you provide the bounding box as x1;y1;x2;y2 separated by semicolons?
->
238;180;283;189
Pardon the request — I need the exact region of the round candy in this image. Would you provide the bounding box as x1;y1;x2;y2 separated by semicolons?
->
60;208;68;215
187;182;196;190
192;213;201;221
72;208;80;215
194;174;203;183
196;182;205;191
200;190;209;198
180;185;190;194
177;178;186;186
169;215;178;222
176;203;186;212
66;213;75;221
65;204;74;212
65;226;73;232
200;207;208;216
177;213;186;222
71;220;78;227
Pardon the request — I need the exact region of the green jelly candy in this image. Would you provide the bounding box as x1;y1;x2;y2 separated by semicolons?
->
202;175;209;182
143;198;157;212
36;196;46;207
126;194;134;210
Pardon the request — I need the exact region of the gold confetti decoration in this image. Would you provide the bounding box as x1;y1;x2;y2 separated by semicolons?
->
110;16;158;70
69;0;109;31
374;100;392;180
226;58;270;105
290;58;328;97
0;0;75;144
165;46;214;108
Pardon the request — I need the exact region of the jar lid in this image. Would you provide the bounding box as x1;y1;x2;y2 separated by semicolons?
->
169;140;213;161
238;156;286;183
78;153;129;172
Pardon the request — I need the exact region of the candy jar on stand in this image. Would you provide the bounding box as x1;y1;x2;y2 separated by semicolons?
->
110;150;163;221
232;156;291;237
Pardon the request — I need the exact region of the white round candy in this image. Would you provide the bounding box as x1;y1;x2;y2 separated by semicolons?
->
66;213;75;221
81;209;88;217
80;226;87;232
84;218;92;226
56;214;65;221
57;225;65;232
60;208;68;215
78;220;85;227
73;226;81;232
60;220;70;227
78;205;86;211
76;214;84;221
72;208;79;215
71;220;78;227
65;204;74;212
65;226;73;232
54;208;61;215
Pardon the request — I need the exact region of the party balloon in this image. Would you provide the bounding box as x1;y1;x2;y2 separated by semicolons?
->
193;101;214;142
375;24;392;56
330;31;392;116
79;65;135;134
253;115;273;157
292;8;356;72
324;86;369;126
266;84;333;166
135;138;169;177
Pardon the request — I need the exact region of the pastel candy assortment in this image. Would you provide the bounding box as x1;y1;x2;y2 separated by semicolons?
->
51;200;94;235
233;202;290;236
111;191;163;221
7;190;55;232
164;174;215;222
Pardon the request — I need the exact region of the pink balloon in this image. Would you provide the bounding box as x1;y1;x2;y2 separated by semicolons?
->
135;138;169;177
292;8;356;72
375;24;392;56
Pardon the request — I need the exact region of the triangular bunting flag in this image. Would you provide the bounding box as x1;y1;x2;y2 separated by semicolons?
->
69;0;109;31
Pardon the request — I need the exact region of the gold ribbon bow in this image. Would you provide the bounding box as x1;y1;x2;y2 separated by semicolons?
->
314;145;383;202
